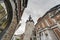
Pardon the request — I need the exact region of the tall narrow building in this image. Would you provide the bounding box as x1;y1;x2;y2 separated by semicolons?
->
23;15;35;40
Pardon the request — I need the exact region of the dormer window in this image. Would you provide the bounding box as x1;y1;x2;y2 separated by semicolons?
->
49;13;54;18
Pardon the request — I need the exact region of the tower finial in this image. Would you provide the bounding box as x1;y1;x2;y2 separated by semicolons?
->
29;15;32;21
26;15;34;23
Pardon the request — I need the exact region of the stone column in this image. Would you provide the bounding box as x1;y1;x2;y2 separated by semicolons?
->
41;32;48;40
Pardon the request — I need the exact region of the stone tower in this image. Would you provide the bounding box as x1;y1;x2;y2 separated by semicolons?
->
23;15;35;40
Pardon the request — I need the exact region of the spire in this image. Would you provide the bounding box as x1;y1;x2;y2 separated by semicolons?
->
29;15;32;21
26;15;34;23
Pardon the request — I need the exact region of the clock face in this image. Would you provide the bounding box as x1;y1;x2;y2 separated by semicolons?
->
0;0;13;38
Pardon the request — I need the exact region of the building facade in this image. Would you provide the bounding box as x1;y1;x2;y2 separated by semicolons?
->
0;0;28;40
33;4;60;40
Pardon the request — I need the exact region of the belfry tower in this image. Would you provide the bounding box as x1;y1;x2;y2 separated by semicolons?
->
23;15;35;40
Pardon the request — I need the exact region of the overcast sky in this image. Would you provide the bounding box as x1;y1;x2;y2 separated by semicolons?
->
15;0;60;35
